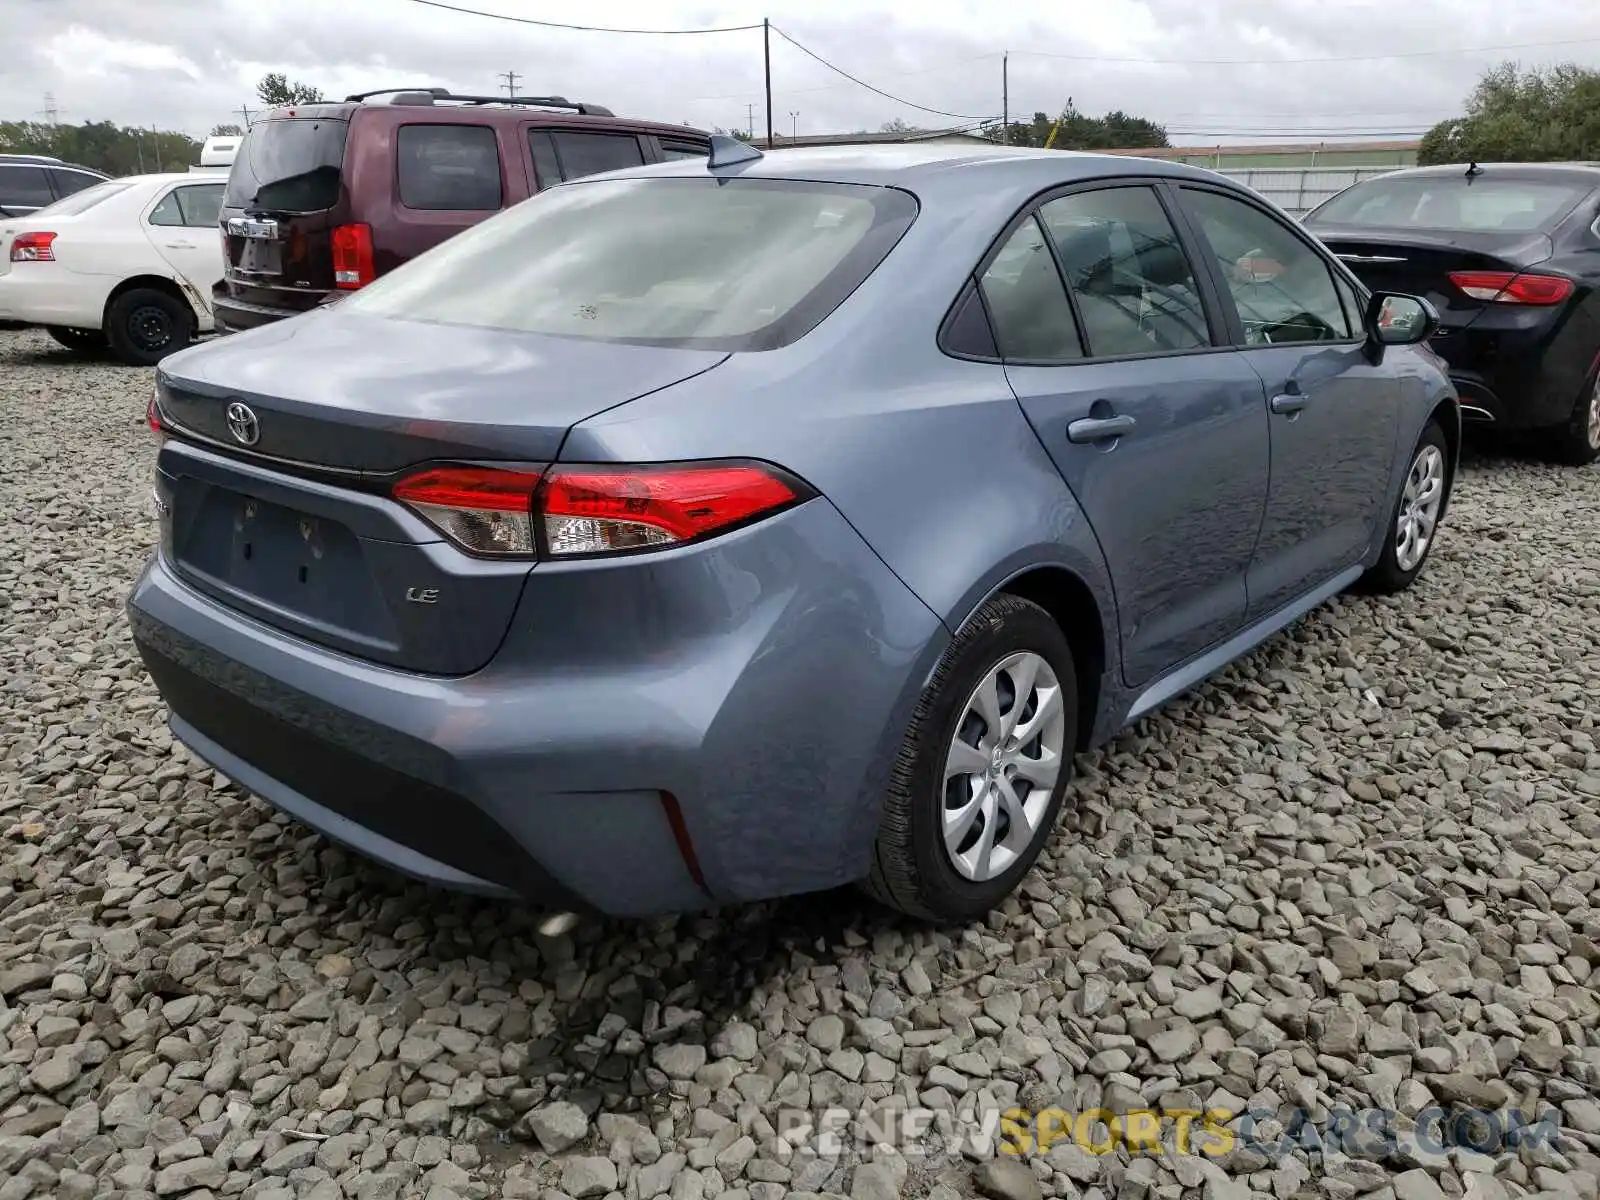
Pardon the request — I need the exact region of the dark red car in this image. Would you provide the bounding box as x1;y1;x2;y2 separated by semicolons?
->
212;88;712;332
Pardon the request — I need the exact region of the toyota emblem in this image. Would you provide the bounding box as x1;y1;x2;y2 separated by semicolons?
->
225;401;260;447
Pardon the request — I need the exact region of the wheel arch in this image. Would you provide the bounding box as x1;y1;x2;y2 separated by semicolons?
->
1427;393;1462;519
954;562;1112;754
103;274;203;331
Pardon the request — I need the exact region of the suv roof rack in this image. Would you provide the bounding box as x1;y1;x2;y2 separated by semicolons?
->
342;87;614;117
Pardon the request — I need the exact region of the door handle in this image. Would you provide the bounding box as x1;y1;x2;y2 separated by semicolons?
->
1269;393;1309;416
164;240;196;250
1067;414;1137;444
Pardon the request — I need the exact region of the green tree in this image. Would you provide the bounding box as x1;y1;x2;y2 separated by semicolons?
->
0;119;198;175
211;123;244;137
1419;62;1600;165
256;72;325;106
986;103;1167;150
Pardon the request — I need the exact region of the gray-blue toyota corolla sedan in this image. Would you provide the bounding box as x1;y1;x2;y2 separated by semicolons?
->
129;138;1457;923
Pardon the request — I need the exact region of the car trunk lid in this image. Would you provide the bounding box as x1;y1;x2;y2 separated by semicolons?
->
1312;225;1557;334
155;311;729;673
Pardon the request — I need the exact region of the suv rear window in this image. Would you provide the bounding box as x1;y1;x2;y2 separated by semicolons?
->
224;117;349;214
340;176;917;351
397;124;502;211
1309;175;1592;233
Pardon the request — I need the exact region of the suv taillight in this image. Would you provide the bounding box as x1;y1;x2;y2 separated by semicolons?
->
10;232;56;262
391;461;810;558
331;223;374;289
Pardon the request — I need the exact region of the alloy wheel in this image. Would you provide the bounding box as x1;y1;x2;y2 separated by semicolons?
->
1395;443;1445;572
941;651;1066;882
1586;377;1600;452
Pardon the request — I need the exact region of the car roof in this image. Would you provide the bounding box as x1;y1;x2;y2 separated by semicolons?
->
253;100;707;140
1367;162;1600;183
596;142;1232;199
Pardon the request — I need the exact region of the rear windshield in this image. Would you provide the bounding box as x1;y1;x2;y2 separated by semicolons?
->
1309;175;1592;233
35;179;135;216
224;118;349;214
339;176;918;351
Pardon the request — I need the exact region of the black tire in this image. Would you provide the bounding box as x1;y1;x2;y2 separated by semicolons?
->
104;288;193;367
1357;420;1452;595
1539;368;1600;466
45;326;107;354
862;593;1078;923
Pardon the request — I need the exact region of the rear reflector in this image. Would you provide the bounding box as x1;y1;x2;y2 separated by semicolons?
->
331;223;374;289
1449;270;1574;305
392;465;542;556
10;232;56;262
541;463;803;556
390;461;808;559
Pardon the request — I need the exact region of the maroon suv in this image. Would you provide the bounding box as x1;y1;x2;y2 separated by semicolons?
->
212;88;712;332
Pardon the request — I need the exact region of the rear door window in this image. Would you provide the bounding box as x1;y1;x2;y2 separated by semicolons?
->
661;139;710;161
0;165;54;212
1038;186;1211;357
177;184;225;227
397;124;503;211
548;131;646;181
49;169;105;199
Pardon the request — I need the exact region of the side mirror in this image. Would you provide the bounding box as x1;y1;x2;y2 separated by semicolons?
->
1367;292;1438;346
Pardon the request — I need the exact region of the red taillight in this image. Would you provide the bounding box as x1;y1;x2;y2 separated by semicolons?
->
392;465;543;556
540;463;802;556
10;232;56;262
390;461;806;558
147;391;165;441
1449;270;1574;305
330;223;374;289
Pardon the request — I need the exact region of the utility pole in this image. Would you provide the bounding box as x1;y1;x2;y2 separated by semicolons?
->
236;104;255;130
747;104;755;138
38;93;59;125
763;18;773;149
498;70;521;98
790;111;799;141
151;126;162;172
1001;53;1008;146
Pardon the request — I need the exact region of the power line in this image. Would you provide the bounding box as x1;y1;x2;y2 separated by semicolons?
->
769;25;989;121
1011;34;1600;66
685;52;1002;102
399;0;762;34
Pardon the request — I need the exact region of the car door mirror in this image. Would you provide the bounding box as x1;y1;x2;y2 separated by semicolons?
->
1367;292;1438;346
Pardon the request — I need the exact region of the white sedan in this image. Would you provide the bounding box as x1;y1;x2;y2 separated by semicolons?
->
0;172;226;365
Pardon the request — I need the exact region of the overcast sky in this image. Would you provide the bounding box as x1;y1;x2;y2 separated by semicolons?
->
4;0;1597;145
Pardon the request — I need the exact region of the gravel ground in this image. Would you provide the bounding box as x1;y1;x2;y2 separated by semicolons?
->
2;323;1599;1200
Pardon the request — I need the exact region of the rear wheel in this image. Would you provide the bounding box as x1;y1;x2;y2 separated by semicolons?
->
1358;420;1451;595
45;326;107;354
862;594;1077;923
105;288;192;366
1541;369;1600;466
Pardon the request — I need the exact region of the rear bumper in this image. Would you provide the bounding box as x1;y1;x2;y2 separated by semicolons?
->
0;270;107;328
127;500;948;916
1431;308;1600;430
211;293;301;334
